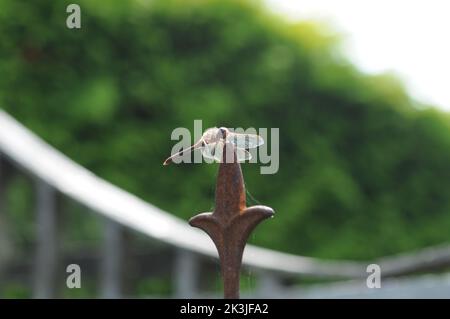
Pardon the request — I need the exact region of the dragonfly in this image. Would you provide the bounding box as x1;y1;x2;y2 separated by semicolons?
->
163;127;264;165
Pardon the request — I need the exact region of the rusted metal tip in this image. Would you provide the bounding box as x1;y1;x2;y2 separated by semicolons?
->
189;142;274;299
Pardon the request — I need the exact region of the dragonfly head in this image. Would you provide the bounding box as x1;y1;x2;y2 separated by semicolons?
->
218;127;228;139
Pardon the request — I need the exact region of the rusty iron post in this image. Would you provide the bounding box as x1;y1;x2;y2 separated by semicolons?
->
189;142;274;298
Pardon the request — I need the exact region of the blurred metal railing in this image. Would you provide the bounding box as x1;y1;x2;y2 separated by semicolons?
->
0;109;450;298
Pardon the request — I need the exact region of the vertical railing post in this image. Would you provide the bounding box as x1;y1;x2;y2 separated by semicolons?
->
0;154;7;279
174;248;199;298
100;219;123;298
0;153;4;204
256;271;283;298
0;153;12;215
33;179;57;298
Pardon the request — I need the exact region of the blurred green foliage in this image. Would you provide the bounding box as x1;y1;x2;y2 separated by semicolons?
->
136;277;172;297
1;0;450;268
1;282;31;298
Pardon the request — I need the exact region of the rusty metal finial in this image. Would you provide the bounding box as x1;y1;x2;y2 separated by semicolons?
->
189;142;274;299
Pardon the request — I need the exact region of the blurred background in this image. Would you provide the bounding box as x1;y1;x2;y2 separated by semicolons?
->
0;0;450;298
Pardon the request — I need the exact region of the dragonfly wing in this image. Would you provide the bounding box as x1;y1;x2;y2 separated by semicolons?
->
202;141;226;162
201;127;220;145
227;133;264;149
201;142;217;160
202;141;250;163
236;148;252;162
213;141;224;162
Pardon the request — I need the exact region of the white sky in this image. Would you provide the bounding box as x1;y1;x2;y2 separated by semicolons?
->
265;0;450;111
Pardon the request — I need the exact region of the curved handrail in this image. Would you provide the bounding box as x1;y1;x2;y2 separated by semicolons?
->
0;109;449;278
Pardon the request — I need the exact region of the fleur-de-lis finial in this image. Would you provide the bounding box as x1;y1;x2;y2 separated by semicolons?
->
189;142;274;298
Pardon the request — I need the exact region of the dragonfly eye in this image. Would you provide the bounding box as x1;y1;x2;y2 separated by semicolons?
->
219;127;227;138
